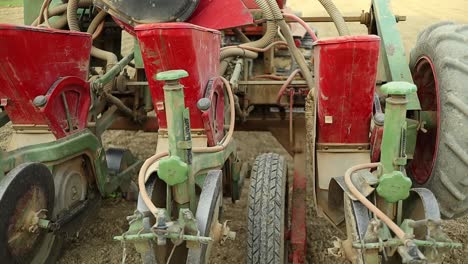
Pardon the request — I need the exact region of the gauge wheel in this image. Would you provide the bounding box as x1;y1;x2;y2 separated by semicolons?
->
408;22;468;219
247;153;288;264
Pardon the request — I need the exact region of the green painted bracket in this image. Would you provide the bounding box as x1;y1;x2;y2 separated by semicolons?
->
134;38;144;69
372;0;421;110
23;0;69;25
0;129;111;196
158;156;189;186
376;170;412;203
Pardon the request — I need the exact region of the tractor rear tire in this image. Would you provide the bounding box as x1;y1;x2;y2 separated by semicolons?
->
247;153;288;264
408;22;468;218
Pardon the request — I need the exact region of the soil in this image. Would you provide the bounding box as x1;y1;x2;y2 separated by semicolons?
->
1;1;467;263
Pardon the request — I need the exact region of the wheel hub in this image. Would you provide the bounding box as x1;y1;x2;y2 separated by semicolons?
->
0;163;55;263
408;56;440;184
7;186;47;257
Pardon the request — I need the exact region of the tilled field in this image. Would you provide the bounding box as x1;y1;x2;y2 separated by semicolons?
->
1;1;467;263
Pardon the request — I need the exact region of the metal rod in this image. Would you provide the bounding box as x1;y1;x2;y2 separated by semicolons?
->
238;80;307;85
61;93;74;132
352;239;463;249
93;52;135;88
286;16;362;23
284;15;406;23
114;232;212;243
127;81;149;86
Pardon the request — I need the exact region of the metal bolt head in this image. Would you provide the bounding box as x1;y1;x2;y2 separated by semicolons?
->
374;113;385;126
33;95;47;107
155;70;189;81
197;98;211;111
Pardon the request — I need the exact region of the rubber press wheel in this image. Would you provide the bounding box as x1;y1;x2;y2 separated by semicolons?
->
247;153;288;264
408;22;468;218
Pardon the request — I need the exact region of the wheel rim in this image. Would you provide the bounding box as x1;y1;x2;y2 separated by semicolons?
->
408;56;440;184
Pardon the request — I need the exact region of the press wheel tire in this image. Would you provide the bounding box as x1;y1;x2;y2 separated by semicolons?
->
408;22;468;218
247;153;288;264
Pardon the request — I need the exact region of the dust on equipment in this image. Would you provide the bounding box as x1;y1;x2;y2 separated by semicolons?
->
0;0;465;263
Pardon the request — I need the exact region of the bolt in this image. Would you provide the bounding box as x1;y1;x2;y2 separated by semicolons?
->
33;95;47;107
71;186;78;200
374;112;385;126
197;98;211;111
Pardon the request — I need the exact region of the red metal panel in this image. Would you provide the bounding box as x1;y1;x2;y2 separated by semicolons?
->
0;24;91;130
242;0;285;9
188;0;254;30
42;77;91;138
201;77;225;146
290;170;306;263
135;23;221;129
314;36;380;144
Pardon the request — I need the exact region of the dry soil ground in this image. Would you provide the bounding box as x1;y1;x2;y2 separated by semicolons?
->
0;1;467;263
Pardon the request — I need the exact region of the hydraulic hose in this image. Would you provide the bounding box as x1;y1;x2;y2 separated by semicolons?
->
86;10;107;35
239;0;277;49
344;163;410;244
138;152;169;217
39;15;67;29
282;13;318;41
85;10;118;89
276;69;302;105
192;76;236;153
67;0;80;31
31;0;93;26
219;0;279;73
221;41;287;53
252;0;315;93
277;19;314;92
317;0;350;36
220;48;258;61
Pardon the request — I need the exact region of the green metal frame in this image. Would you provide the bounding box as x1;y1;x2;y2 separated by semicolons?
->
372;0;421;110
0;129;140;196
23;0;64;25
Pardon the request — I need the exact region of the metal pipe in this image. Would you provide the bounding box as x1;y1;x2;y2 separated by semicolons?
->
230;58;243;90
114;231;212;243
276;69;301;105
102;92;134;119
232;28;250;43
93;52;135;89
284;15;406;23
352;239;462;249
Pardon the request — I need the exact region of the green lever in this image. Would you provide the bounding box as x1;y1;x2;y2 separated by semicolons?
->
155;70;189;81
380;81;417;95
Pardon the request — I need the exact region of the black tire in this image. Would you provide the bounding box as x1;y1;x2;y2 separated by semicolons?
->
408;22;468;218
247;153;288;264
